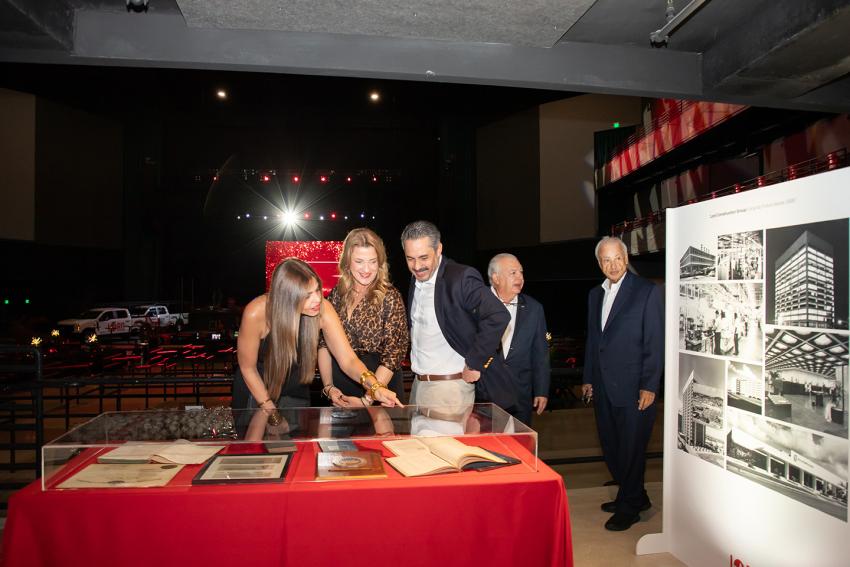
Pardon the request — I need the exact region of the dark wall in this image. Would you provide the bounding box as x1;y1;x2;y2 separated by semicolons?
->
476;106;540;250
35;98;123;249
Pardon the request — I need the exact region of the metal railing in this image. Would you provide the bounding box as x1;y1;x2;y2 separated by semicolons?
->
611;149;848;236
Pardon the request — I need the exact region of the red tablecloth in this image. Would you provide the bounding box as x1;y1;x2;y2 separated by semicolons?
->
2;438;572;567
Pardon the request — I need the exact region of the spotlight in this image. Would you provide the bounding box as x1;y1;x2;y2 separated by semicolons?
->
319;215;325;221
346;176;352;183
360;213;365;219
245;213;251;218
261;174;270;183
216;89;228;100
320;175;328;183
126;0;149;12
330;212;337;220
304;212;311;220
282;211;298;225
292;176;300;183
369;91;381;103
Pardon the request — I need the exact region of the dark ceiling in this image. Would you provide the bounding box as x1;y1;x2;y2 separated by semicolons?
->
1;0;849;111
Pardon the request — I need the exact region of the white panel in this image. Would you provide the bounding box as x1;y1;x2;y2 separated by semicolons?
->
649;167;850;566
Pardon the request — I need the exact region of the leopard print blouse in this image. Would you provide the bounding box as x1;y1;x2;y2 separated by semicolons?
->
319;285;409;372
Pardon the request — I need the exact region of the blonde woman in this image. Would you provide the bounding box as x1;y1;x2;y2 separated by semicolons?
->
318;228;409;407
233;258;401;423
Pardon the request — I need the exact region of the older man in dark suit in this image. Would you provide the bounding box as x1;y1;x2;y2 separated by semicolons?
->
582;236;664;532
401;221;516;415
488;253;550;425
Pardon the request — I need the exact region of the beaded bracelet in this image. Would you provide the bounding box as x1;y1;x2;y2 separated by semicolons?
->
267;410;282;426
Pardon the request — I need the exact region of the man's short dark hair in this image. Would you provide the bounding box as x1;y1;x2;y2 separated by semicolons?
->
401;220;441;251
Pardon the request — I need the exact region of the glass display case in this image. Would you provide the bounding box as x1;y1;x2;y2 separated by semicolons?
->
42;403;538;490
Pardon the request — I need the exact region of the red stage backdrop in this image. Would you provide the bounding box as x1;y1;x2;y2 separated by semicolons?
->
265;241;344;296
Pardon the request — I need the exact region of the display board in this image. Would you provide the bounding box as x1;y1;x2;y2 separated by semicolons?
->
265;240;344;296
639;167;850;566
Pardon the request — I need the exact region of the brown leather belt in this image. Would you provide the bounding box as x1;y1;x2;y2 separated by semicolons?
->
416;373;463;382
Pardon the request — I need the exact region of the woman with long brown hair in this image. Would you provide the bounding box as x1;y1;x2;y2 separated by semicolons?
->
318;228;409;406
232;257;401;420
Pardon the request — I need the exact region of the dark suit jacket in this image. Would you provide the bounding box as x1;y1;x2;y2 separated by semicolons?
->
407;257;516;409
503;294;550;399
583;271;664;407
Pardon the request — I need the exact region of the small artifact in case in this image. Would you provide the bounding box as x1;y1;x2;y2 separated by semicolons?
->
315;451;386;480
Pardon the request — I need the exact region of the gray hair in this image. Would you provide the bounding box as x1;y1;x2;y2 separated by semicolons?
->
487;253;518;285
594;236;628;260
401;220;441;251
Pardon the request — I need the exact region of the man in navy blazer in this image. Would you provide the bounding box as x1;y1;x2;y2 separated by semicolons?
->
488;253;550;425
582;236;664;532
402;221;516;415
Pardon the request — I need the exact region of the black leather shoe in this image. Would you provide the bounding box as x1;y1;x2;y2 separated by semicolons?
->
600;500;652;514
605;512;640;531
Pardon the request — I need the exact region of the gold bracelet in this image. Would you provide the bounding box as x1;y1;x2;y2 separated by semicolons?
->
359;370;377;389
369;381;386;395
258;398;273;407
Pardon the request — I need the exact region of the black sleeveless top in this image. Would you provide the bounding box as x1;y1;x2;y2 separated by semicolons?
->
232;338;310;409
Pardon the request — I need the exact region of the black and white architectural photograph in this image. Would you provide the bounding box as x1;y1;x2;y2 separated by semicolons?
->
727;361;764;415
679;282;763;360
680;242;717;280
717;230;763;280
766;219;849;330
765;326;849;439
678;354;726;469
726;409;848;522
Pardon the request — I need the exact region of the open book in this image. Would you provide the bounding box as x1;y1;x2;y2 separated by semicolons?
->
383;437;517;477
97;441;224;465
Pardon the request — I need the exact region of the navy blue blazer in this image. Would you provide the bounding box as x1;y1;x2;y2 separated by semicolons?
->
503;294;550;399
407;257;517;410
583;272;664;407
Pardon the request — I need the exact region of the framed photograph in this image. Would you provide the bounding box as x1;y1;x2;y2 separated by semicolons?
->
192;453;292;485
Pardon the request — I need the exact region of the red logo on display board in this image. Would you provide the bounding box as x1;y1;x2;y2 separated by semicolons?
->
730;555;750;567
265;241;344;296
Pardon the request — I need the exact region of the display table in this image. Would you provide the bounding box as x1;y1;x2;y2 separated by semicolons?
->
2;407;572;567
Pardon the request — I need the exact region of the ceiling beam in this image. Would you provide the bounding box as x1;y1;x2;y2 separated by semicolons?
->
1;9;701;99
702;0;850;100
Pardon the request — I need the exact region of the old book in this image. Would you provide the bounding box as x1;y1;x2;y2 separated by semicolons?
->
316;451;387;480
318;439;358;452
265;441;297;454
383;437;513;477
97;441;224;465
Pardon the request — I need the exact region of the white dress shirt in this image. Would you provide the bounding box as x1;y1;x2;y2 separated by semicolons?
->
600;273;626;331
492;286;517;357
409;257;466;375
